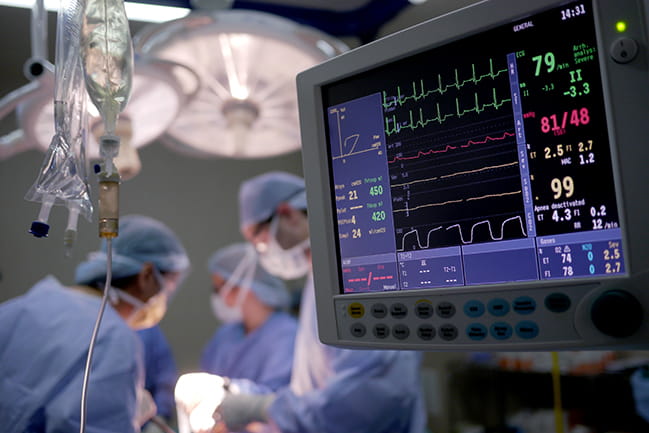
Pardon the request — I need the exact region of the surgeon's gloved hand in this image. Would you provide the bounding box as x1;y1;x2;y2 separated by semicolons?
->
175;373;228;433
215;391;275;432
175;373;227;413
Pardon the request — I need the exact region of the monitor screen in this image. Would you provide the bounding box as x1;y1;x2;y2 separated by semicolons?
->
322;0;624;294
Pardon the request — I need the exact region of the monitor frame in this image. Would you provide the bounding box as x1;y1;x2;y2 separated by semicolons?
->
298;0;649;349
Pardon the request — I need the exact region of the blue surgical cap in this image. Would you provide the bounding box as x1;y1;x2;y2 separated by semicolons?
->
207;243;290;309
238;171;307;229
75;215;190;285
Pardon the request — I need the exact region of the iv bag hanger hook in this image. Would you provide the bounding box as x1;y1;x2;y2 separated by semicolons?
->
25;0;51;80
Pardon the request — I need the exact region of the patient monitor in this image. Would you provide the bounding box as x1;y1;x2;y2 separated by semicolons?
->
297;0;649;350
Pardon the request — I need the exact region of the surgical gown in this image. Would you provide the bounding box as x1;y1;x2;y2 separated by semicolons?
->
201;311;297;394
137;325;178;420
267;275;427;433
0;276;143;433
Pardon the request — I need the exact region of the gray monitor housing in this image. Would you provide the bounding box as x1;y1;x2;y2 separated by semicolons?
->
297;0;649;350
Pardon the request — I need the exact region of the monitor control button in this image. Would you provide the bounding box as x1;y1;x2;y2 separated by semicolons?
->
437;302;456;318
464;300;485;318
467;323;488;341
490;322;513;340
350;323;366;337
417;324;436;340
373;324;390;339
390;303;408;319
348;302;365;318
591;289;643;338
513;296;536;315
515;321;540;339
415;300;434;319
545;293;571;313
393;324;410;340
611;37;638;63
439;324;458;341
371;303;388;319
488;298;510;317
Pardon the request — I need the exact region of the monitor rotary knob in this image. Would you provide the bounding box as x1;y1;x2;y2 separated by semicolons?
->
590;290;643;338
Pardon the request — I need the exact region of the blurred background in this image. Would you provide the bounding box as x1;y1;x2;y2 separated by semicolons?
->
1;2;648;432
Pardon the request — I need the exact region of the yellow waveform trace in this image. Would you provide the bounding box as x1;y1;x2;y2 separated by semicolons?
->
394;198;464;212
393;189;522;212
391;161;519;188
440;161;519;179
466;190;522;201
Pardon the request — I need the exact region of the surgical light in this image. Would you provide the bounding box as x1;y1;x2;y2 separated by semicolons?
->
12;58;193;179
133;10;348;159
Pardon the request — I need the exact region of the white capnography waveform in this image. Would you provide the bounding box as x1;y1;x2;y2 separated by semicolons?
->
398;215;526;250
446;215;527;245
398;226;443;251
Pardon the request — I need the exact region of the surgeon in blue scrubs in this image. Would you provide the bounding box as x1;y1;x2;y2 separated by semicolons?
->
201;242;297;394
0;215;189;433
208;172;426;433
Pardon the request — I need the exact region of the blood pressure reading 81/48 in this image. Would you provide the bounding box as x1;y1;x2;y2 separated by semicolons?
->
324;0;625;293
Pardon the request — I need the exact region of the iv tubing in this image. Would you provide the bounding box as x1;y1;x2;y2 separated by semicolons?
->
79;239;113;433
38;194;55;222
66;204;80;231
551;352;565;433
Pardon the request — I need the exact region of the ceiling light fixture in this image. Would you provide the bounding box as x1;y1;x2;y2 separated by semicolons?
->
22;57;194;154
134;10;348;159
1;57;198;180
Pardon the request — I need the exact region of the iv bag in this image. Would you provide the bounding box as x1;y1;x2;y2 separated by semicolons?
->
81;0;133;140
25;0;93;224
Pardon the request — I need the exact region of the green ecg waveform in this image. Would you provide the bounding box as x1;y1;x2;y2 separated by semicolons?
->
385;88;512;136
382;59;508;109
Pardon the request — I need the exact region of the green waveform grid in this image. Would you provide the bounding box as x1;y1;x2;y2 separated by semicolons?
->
382;58;508;109
385;88;512;136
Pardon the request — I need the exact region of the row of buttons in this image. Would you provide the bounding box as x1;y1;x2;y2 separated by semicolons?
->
465;296;536;318
350;321;540;341
347;293;571;320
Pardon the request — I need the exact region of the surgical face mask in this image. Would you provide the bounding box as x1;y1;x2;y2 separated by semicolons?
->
258;216;310;280
111;275;169;330
210;247;256;323
210;293;242;323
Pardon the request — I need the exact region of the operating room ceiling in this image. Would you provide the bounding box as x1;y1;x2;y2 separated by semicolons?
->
127;0;481;42
0;0;481;139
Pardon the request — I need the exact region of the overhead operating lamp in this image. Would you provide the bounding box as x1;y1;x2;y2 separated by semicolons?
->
133;10;348;158
4;57;197;179
0;0;52;159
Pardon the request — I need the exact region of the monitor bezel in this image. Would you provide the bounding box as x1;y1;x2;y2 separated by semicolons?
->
298;0;649;345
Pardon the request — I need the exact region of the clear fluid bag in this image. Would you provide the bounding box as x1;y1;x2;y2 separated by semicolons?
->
81;0;133;146
25;0;94;239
